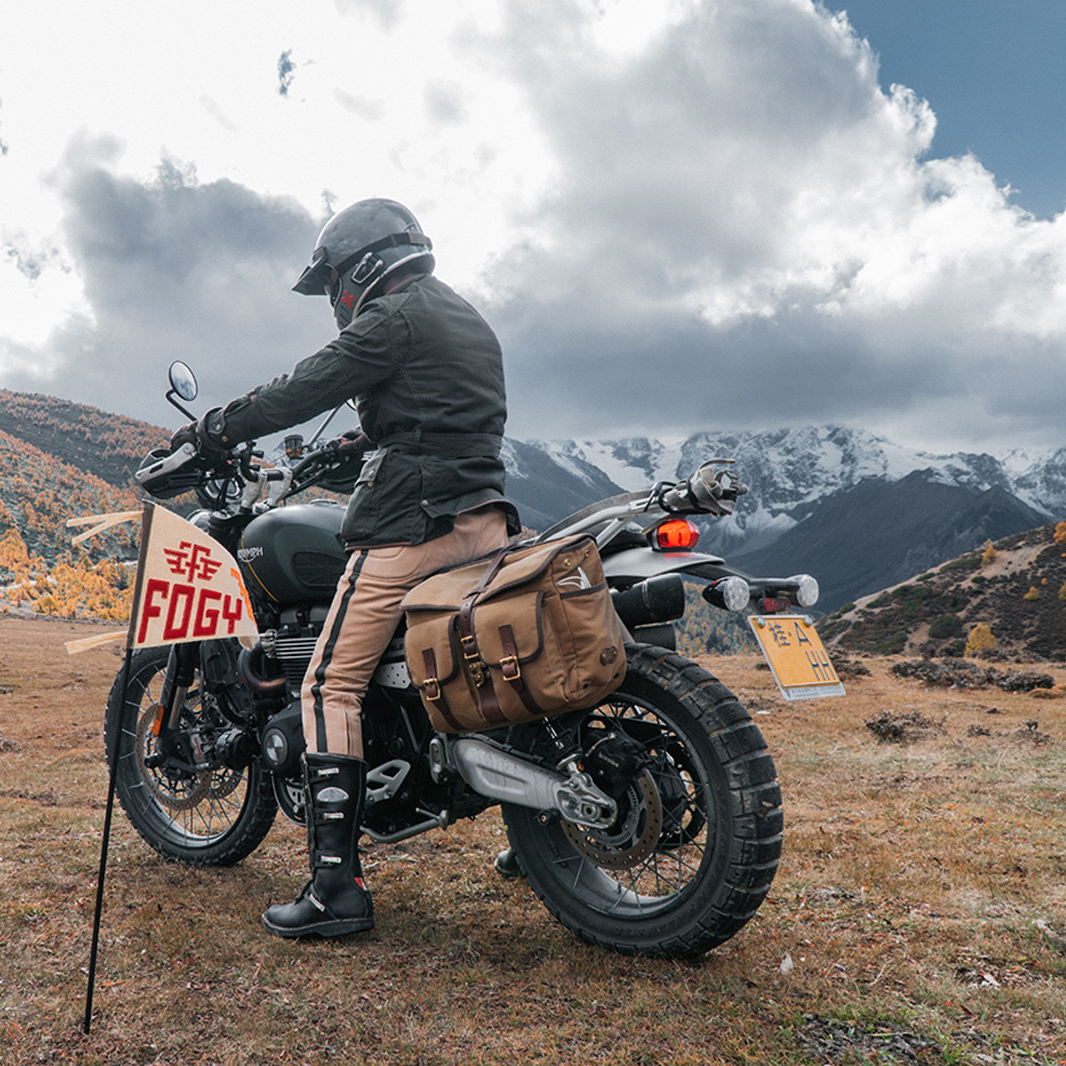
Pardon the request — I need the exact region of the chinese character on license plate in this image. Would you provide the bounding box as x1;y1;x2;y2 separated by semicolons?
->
748;615;845;701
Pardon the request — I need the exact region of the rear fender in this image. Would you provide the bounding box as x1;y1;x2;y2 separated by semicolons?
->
600;546;727;586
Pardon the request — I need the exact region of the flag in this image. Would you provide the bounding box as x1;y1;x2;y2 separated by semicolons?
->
65;503;258;652
127;503;258;647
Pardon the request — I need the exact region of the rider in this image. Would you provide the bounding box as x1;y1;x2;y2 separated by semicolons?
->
177;198;519;938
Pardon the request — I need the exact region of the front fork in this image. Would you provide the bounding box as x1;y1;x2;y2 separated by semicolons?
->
144;642;201;770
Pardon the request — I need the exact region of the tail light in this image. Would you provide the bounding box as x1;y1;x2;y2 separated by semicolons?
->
758;596;792;614
653;519;700;551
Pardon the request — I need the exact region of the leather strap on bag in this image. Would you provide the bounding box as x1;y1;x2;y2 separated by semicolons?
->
455;546;514;727
421;646;464;733
498;623;544;717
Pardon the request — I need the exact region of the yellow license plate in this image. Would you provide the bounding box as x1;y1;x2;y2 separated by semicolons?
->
748;615;845;701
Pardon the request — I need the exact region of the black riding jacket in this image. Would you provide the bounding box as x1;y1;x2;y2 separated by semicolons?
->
207;275;518;547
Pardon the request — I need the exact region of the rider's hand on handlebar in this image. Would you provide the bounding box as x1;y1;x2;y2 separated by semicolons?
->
169;422;201;453
335;431;372;454
169;419;228;462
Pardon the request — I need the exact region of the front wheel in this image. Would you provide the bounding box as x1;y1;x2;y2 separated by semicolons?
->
502;644;782;958
104;645;278;866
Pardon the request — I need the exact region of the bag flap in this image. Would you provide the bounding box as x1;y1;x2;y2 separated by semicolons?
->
400;535;592;612
478;536;592;602
406;615;462;685
471;591;545;664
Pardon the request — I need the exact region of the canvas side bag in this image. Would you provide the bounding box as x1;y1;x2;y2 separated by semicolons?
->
401;535;627;734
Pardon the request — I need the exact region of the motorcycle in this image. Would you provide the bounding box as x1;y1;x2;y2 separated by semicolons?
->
104;360;823;959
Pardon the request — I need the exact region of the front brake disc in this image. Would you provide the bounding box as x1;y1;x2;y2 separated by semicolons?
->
135;706;211;810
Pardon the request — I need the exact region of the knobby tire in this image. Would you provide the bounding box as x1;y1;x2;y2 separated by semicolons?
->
502;643;783;959
103;645;277;866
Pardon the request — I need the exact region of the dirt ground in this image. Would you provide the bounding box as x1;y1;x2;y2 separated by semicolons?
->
2;615;1066;1065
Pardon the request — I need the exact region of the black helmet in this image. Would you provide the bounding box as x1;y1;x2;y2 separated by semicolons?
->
292;198;435;328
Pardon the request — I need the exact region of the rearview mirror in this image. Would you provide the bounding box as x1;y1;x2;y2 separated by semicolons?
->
168;361;198;402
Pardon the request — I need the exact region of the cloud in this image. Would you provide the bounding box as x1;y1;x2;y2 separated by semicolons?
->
200;96;238;132
424;82;468;126
334;0;405;31
470;0;1066;450
277;50;297;96
334;89;386;121
0;135;330;430
4;241;58;281
4;0;1066;458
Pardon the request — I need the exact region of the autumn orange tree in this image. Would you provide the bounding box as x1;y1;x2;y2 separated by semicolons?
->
1;425;141;621
965;623;997;657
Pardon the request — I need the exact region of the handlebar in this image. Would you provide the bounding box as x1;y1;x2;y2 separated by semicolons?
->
657;461;748;517
136;429;368;512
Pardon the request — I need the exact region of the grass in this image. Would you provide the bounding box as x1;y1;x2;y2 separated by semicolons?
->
2;615;1066;1064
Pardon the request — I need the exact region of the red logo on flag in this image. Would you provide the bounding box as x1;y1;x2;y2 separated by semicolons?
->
163;541;224;582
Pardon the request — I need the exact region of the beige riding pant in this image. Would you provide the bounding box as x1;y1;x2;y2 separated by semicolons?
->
300;508;509;757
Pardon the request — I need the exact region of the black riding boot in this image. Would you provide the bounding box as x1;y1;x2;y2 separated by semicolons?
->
261;753;375;938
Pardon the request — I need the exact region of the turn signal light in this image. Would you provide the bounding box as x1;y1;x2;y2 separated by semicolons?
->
654;519;700;551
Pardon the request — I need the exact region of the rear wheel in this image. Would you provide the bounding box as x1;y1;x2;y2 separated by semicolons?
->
502;644;782;958
104;646;277;866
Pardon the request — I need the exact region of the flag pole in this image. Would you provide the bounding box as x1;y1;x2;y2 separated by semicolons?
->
83;504;154;1035
83;646;132;1034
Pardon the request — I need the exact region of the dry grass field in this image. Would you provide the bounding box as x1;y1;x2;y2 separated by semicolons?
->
2;615;1066;1065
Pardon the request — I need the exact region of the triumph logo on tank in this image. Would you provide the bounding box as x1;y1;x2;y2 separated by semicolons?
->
131;504;259;648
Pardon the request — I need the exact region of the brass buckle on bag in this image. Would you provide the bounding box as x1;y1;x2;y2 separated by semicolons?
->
424;677;442;701
468;659;490;687
500;655;521;682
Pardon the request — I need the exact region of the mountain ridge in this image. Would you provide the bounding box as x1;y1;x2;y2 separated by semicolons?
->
0;388;1062;616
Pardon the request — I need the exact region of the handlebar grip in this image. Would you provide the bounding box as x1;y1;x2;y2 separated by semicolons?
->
659;483;692;511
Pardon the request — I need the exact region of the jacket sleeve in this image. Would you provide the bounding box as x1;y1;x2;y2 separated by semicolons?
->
206;303;402;447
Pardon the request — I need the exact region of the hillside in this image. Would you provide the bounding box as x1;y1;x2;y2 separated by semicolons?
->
730;471;1048;611
1;386;1063;628
0;388;168;489
822;520;1066;660
0;426;142;563
0;425;143;620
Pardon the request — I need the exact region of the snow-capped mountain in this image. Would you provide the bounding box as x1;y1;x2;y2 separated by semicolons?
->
508;425;1066;532
502;426;1066;609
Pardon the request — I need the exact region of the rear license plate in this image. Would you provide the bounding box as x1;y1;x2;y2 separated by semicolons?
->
748;615;845;701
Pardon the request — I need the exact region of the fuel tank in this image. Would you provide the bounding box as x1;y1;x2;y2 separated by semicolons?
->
238;501;347;604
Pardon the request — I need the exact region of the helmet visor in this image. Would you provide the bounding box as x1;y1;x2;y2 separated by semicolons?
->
292;247;331;296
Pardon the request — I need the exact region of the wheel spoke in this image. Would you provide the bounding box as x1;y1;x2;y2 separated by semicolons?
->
107;647;271;859
501;646;781;957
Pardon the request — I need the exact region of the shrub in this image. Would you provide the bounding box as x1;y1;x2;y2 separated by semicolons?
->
877;634;906;655
981;540;997;565
1023;586;1040;602
928;613;963;640
1055;521;1066;545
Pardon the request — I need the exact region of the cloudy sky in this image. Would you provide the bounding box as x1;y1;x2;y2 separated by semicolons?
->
2;0;1066;456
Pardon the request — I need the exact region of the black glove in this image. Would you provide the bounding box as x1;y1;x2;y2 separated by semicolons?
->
168;416;228;461
169;422;199;451
335;431;372;454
